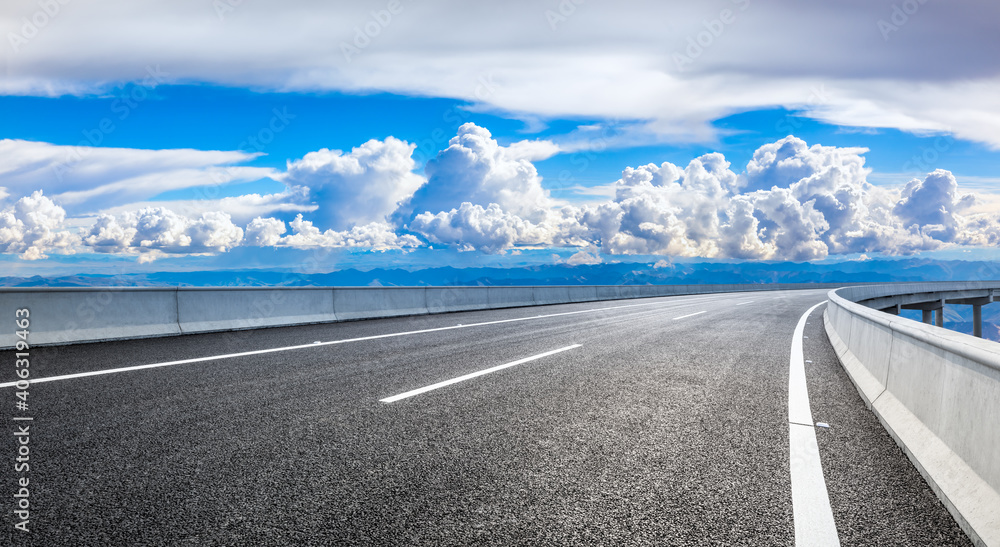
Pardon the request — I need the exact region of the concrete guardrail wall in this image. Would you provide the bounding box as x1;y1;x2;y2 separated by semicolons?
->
0;282;844;349
826;283;1000;546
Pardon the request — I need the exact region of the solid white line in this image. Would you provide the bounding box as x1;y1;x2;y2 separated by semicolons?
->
736;301;755;306
672;311;706;320
789;301;824;425
788;300;840;546
0;295;719;388
380;344;581;403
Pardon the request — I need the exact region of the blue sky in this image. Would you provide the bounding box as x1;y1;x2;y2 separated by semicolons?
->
2;0;999;276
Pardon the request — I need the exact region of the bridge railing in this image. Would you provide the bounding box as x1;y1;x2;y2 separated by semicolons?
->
826;283;1000;546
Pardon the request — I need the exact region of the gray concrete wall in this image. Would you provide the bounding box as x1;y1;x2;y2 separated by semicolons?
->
826;286;1000;546
487;286;534;309
425;287;490;314
177;287;337;333
333;287;429;321
0;288;181;346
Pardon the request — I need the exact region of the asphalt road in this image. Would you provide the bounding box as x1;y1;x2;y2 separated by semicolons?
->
1;290;971;545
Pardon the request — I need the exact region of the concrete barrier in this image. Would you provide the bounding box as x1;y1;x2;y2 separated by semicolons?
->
177;288;336;333
567;286;599;303
595;286;623;300
0;288;180;347
333;287;429;321
532;286;571;306
487;286;534;309
425;287;490;314
637;285;658;297
826;286;1000;546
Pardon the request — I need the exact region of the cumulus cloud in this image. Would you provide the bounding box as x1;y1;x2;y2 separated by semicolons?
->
392;133;964;261
565;245;603;265
282;137;425;231
568;136;999;261
82;208;244;259
82;214;137;254
276;215;420;251
579;152;742;257
408;202;552;254
4;131;1000;264
894;169;975;242
0;191;78;260
395;123;555;224
389;125;600;254
244;217;287;247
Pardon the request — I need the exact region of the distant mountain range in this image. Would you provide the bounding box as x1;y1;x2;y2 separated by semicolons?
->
2;258;999;288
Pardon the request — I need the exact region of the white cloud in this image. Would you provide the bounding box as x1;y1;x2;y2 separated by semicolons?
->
894;169;975;242
0;191;78;260
4;2;1000;148
504;139;561;162
578;153;741;257
746;187;830;261
395;123;554;224
244;217;287;247
569;136;1000;261
565;245;603;265
277;214;421;251
738;136;905;257
407;202;552;254
186;211;245;251
281;137;425;231
82;207;244;259
4;131;1000;264
0;139;276;216
96;186;316;226
82;214;137;254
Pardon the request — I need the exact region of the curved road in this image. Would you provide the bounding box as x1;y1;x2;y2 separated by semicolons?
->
1;290;970;545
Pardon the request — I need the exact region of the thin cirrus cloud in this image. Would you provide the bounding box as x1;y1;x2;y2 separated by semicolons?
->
0;139;277;216
2;123;999;262
3;1;1000;149
94;186;317;227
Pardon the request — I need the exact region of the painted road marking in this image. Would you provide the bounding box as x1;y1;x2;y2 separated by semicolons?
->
380;344;581;403
788;300;840;546
0;295;718;388
672;311;707;320
736;301;755;306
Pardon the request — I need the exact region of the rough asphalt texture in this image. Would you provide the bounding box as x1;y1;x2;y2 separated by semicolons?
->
0;290;971;545
803;305;971;546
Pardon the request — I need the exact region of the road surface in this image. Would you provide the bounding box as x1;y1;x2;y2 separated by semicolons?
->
1;290;970;545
